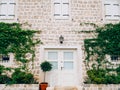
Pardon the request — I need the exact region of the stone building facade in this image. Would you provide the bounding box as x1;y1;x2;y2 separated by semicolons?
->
0;0;120;87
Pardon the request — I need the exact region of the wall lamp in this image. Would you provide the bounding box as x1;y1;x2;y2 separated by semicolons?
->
59;35;64;44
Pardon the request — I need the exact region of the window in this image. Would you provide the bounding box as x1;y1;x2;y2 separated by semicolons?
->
48;52;58;69
111;55;120;62
63;52;74;70
106;54;120;63
104;0;120;20
0;53;14;67
0;0;16;20
105;55;120;68
0;54;10;63
54;0;69;19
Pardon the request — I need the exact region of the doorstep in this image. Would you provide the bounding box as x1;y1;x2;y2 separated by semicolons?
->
46;87;54;90
47;86;82;90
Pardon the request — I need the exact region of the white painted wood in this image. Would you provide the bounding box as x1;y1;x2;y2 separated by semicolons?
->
54;0;69;19
104;4;112;18
0;0;7;19
40;45;82;86
105;0;120;20
0;0;15;19
54;0;61;19
54;0;61;17
45;49;78;86
113;3;120;19
7;0;15;19
60;50;77;86
62;0;69;19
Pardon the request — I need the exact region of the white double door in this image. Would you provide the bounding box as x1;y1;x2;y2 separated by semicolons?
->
45;50;78;86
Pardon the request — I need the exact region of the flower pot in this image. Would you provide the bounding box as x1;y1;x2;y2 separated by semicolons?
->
39;82;48;90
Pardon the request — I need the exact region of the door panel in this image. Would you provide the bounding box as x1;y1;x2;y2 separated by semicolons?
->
64;52;73;60
64;61;73;69
48;52;58;60
47;51;59;70
63;51;74;70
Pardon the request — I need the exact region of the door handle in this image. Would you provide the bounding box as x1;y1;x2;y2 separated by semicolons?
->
61;67;64;70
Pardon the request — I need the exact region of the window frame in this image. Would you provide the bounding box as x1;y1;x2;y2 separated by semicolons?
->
104;0;120;20
110;55;120;62
106;54;120;62
0;53;14;67
0;54;10;62
0;0;17;22
53;0;70;20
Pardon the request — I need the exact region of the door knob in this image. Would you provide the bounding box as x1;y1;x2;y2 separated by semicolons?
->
61;67;64;70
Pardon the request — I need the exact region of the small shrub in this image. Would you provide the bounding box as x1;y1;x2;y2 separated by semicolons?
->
105;75;118;84
116;66;120;73
86;69;106;84
40;61;52;82
84;23;120;84
85;68;120;84
0;75;12;84
0;65;5;75
12;68;38;84
40;61;52;72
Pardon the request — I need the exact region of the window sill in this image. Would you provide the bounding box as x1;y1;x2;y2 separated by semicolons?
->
105;18;120;21
0;19;18;23
0;62;13;67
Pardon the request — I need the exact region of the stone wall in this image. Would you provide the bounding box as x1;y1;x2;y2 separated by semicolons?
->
47;84;120;90
0;84;38;90
18;0;102;45
82;84;120;90
2;0;119;85
0;84;120;90
0;0;120;87
17;0;103;82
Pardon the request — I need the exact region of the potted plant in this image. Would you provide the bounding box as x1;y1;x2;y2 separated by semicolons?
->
40;61;52;90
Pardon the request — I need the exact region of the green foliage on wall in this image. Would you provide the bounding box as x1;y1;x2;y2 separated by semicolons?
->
12;68;38;84
0;65;38;84
84;22;120;84
0;22;41;84
0;22;41;63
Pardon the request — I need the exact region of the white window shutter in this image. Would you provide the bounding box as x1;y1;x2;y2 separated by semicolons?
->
113;3;120;19
7;0;15;19
104;4;112;19
54;3;61;16
0;0;7;19
105;0;120;20
54;0;61;18
62;0;69;19
54;0;69;19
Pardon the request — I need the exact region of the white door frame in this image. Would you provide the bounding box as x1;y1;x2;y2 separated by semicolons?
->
39;45;83;86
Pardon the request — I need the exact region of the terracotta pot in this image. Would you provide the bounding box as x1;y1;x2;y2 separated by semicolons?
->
39;82;48;90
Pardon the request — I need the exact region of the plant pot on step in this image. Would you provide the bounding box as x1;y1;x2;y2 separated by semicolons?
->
39;82;48;90
40;61;52;90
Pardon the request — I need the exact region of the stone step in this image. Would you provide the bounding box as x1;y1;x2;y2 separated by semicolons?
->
54;86;78;90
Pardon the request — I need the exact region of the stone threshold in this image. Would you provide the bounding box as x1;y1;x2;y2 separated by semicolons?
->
47;86;79;90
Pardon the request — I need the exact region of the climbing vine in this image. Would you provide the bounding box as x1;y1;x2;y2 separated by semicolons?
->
0;22;42;84
84;22;120;84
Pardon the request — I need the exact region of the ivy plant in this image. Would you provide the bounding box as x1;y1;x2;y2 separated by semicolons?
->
84;22;120;84
0;22;42;84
